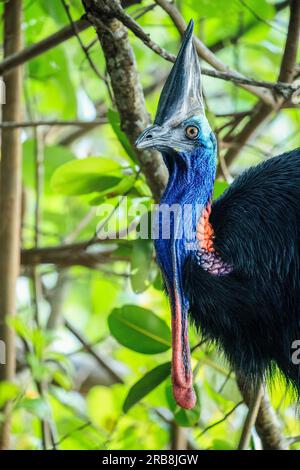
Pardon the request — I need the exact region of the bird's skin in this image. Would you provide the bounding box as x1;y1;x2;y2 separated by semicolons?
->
135;20;300;409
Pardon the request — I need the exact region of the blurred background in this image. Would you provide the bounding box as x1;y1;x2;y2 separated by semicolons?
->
0;0;299;450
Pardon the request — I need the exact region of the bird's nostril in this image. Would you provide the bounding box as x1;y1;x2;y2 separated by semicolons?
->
146;134;153;139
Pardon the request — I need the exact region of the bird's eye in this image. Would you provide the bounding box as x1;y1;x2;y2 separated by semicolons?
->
185;125;199;140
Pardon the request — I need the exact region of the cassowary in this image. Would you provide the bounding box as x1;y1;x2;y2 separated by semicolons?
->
135;20;300;409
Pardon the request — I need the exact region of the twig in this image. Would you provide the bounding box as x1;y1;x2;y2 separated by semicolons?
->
58;73;167;146
237;375;288;450
288;435;300;446
153;0;275;105
21;241;130;267
89;0;300;102
238;0;286;35
198;401;244;438
83;0;168;201
171;422;187;450
133;3;157;21
218;369;233;394
238;382;264;450
0;118;107;128
0;18;90;76
65;320;123;384
221;0;300;171
191;339;207;352
210;1;289;53
53;421;92;448
0;1;140;76
61;0;110;88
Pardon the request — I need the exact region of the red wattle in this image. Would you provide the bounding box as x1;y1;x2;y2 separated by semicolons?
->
171;289;196;409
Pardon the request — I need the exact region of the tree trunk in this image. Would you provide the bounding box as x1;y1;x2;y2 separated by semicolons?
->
0;0;23;450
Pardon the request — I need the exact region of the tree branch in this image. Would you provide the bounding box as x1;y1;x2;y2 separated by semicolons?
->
237;383;264;450
222;0;300;171
0;118;107;128
65;320;123;384
210;1;289;53
237;376;288;450
154;0;276;106
83;0;168;200
0;18;90;76
0;0;23;450
82;0;298;103
21;242;130;268
0;0;141;76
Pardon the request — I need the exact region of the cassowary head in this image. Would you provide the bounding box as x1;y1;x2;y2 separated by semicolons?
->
136;20;212;156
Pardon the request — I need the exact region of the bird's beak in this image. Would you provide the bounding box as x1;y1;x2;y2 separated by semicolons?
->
135;124;168;150
170;286;196;410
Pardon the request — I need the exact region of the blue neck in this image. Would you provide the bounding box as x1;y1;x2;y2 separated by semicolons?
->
155;135;217;304
161;144;216;206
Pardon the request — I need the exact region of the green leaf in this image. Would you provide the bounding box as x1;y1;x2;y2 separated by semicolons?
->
153;270;164;291
51;157;122;195
0;381;20;408
108;109;138;165
28;45;77;119
53;369;73;390
166;381;201;426
8;316;32;343
123;362;171;413
40;2;68;25
212;439;234;450
23;141;75;194
108;304;171;354
131;238;153;293
88;174;137;204
17;397;51;420
213;180;229;199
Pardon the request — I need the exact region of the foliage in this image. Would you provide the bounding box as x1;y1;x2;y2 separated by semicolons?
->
1;0;300;451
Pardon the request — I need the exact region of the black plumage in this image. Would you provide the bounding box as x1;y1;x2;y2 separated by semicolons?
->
186;148;300;393
136;20;300;409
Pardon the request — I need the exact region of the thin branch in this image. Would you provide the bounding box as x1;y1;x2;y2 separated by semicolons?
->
61;0;110;88
83;0;168;201
58;73;167;147
154;0;276;105
87;0;298;102
0;118;107;128
0;0;140;76
238;383;264;450
238;0;286;35
218;369;233;394
237;375;288;450
198;401;244;438
171;422;188;450
53;421;92;448
210;0;289;53
21;243;129;267
278;0;300;83
0;18;90;76
288;435;300;446
65;320;123;384
222;0;300;170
